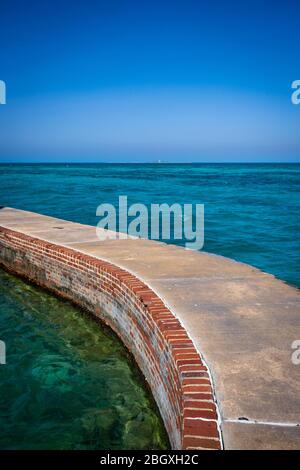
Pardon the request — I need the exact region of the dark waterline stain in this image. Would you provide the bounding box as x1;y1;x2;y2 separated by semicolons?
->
0;268;169;450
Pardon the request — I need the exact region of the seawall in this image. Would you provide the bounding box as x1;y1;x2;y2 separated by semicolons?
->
0;207;300;449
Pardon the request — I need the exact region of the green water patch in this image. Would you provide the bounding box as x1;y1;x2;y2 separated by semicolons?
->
0;268;169;450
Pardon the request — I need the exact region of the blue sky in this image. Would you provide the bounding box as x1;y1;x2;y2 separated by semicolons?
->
0;0;299;162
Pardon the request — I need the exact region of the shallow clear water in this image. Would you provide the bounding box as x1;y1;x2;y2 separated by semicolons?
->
0;163;299;286
0;269;169;450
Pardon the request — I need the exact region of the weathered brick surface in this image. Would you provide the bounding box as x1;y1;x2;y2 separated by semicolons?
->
0;227;222;450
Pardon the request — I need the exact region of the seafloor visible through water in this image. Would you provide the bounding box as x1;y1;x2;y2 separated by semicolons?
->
0;269;169;450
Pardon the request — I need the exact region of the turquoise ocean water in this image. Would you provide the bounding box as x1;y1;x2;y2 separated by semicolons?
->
0;163;299;286
0;163;299;449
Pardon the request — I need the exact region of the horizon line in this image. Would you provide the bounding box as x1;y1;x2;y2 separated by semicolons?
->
0;161;299;165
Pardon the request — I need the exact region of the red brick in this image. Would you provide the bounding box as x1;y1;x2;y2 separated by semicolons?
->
184;408;217;420
183;391;214;400
183;385;212;394
183;378;210;386
183;436;221;450
184;418;219;439
0;225;221;451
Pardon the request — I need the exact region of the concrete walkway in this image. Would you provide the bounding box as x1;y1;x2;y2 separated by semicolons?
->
0;207;299;449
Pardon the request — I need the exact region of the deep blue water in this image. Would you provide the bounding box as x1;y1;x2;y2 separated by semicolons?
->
0;163;299;287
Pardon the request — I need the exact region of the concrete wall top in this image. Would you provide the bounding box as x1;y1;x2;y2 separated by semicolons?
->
0;207;299;449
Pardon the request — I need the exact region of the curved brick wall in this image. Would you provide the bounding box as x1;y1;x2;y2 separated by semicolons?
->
0;227;222;450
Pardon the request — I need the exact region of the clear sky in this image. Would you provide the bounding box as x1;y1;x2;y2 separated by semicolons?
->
0;0;299;162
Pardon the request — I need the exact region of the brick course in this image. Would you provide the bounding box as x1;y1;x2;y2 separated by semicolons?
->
0;226;222;450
